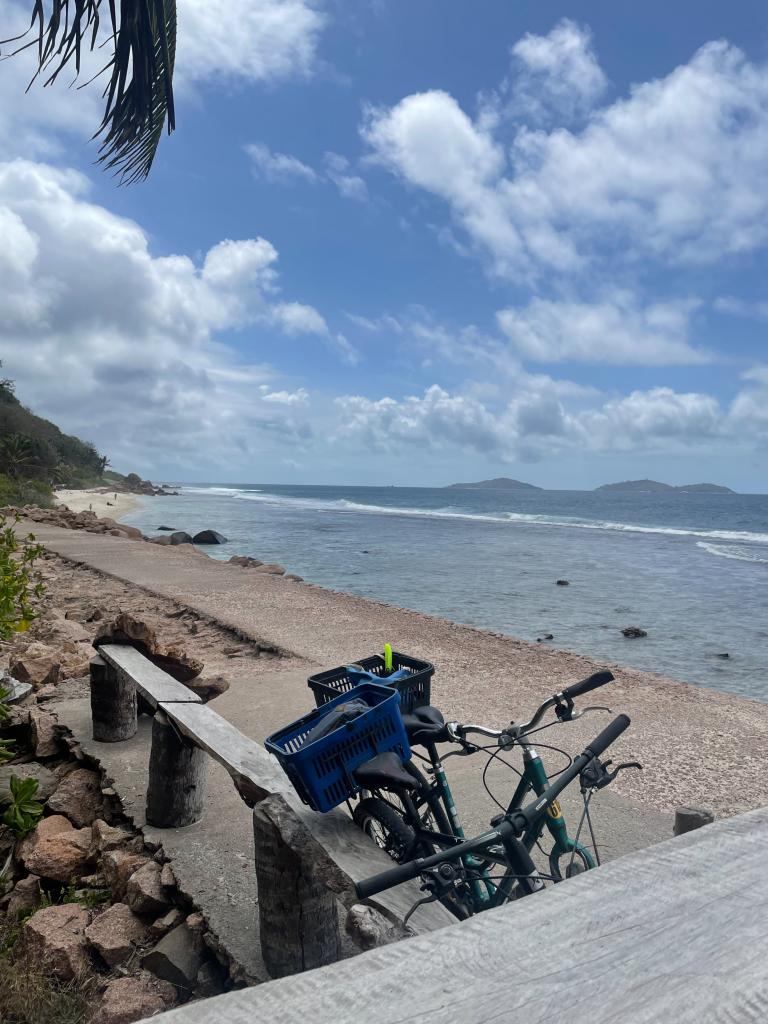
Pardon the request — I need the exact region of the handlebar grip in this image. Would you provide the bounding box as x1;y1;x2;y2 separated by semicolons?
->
356;859;421;900
561;670;614;701
584;713;630;760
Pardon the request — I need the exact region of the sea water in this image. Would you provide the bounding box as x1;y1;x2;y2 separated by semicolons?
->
123;485;768;702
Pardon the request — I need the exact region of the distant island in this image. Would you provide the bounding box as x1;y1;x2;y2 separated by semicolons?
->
445;477;542;491
596;479;735;494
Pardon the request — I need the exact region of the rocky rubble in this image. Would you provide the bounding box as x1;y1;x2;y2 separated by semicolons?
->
1;602;236;1023
3;504;146;540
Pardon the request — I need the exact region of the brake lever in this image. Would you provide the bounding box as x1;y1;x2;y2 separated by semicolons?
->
570;704;613;720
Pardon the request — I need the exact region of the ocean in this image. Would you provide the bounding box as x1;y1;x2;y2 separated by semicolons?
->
122;485;768;703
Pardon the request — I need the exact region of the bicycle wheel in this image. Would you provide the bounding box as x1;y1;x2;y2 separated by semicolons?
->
353;797;418;863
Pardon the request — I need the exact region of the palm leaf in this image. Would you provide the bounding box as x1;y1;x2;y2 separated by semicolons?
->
1;0;176;183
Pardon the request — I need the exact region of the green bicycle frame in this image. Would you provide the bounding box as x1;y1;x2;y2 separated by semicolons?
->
405;737;595;913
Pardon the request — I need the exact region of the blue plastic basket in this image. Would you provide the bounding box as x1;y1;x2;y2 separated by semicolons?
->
265;683;411;813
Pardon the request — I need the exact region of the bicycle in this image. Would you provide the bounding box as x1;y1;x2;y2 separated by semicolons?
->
350;671;640;920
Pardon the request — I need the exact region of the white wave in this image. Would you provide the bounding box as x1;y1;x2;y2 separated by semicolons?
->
228;490;768;545
183;486;261;497
697;541;768;564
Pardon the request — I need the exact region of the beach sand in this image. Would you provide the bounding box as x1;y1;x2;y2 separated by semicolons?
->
55;487;143;520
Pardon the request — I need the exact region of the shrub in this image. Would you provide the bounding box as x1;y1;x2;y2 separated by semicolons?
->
0;513;45;641
1;775;44;838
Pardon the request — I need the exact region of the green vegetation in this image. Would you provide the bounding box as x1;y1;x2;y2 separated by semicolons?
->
0;365;113;507
0;513;45;642
1;776;45;839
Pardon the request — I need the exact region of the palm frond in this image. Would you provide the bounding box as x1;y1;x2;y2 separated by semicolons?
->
1;0;176;183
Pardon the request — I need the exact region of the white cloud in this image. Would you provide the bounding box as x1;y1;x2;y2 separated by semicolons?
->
332;379;768;462
271;302;328;335
0;159;340;473
245;143;319;184
714;297;768;320
176;0;326;85
364;39;768;276
259;386;310;405
497;294;707;365
503;19;607;124
323;152;368;201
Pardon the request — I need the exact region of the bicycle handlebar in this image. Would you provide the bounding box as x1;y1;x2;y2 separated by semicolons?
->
356;859;422;901
355;714;632;902
560;670;615;701
583;712;630;760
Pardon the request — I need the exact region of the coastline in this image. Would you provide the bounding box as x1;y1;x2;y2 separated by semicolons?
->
54;487;144;520
25;520;768;820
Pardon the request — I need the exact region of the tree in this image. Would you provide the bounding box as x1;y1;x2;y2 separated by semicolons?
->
97;455;111;477
2;1;176;184
0;435;37;480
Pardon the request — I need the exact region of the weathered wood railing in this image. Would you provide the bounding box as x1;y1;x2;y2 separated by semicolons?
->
89;645;453;978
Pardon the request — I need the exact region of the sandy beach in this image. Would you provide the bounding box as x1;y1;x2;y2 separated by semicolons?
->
55;487;144;520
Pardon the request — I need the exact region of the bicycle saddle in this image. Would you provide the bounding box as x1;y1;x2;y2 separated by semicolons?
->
401;705;450;746
353;752;417;791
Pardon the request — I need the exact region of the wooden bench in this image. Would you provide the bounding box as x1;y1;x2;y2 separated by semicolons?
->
89;646;453;978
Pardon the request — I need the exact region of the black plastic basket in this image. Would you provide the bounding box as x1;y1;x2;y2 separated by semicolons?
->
308;651;434;715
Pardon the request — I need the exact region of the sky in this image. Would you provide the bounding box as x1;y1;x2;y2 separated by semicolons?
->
1;0;768;490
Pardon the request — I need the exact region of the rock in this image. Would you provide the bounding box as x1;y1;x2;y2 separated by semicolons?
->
192;530;227;544
157;526;176;531
94;612;204;682
102;850;149;899
91;819;136;855
621;626;648;639
150;535;172;546
284;574;304;582
47;768;104;827
19;815;93;882
193;960;226;999
160;862;176;888
536;634;554;643
555;579;570;586
253;563;285;575
85;902;148;966
92;971;177;1024
182;674;230;703
0;762;58;802
346;903;403;950
126;861;171;916
169;531;193;545
118;524;144;540
29;708;62;758
709;651;730;659
142;922;203;992
148;907;185;940
23;904;91;980
7;874;42;919
9;642;60;688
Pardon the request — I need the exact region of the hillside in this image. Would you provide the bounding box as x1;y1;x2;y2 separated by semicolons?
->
596;479;735;494
445;477;542;490
0;364;149;506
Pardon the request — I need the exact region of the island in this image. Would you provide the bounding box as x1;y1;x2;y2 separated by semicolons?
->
596;479;735;494
444;477;542;491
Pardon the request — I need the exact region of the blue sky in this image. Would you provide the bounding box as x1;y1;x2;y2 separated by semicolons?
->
1;0;768;489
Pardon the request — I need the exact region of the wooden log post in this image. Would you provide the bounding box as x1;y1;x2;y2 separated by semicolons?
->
90;654;137;742
253;795;342;978
146;711;208;828
674;806;715;836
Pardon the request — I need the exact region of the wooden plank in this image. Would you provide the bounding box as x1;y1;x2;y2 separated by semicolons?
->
135;805;768;1024
99;644;202;709
160;700;453;934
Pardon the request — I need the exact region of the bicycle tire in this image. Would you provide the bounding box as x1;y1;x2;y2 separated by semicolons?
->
353;797;420;863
